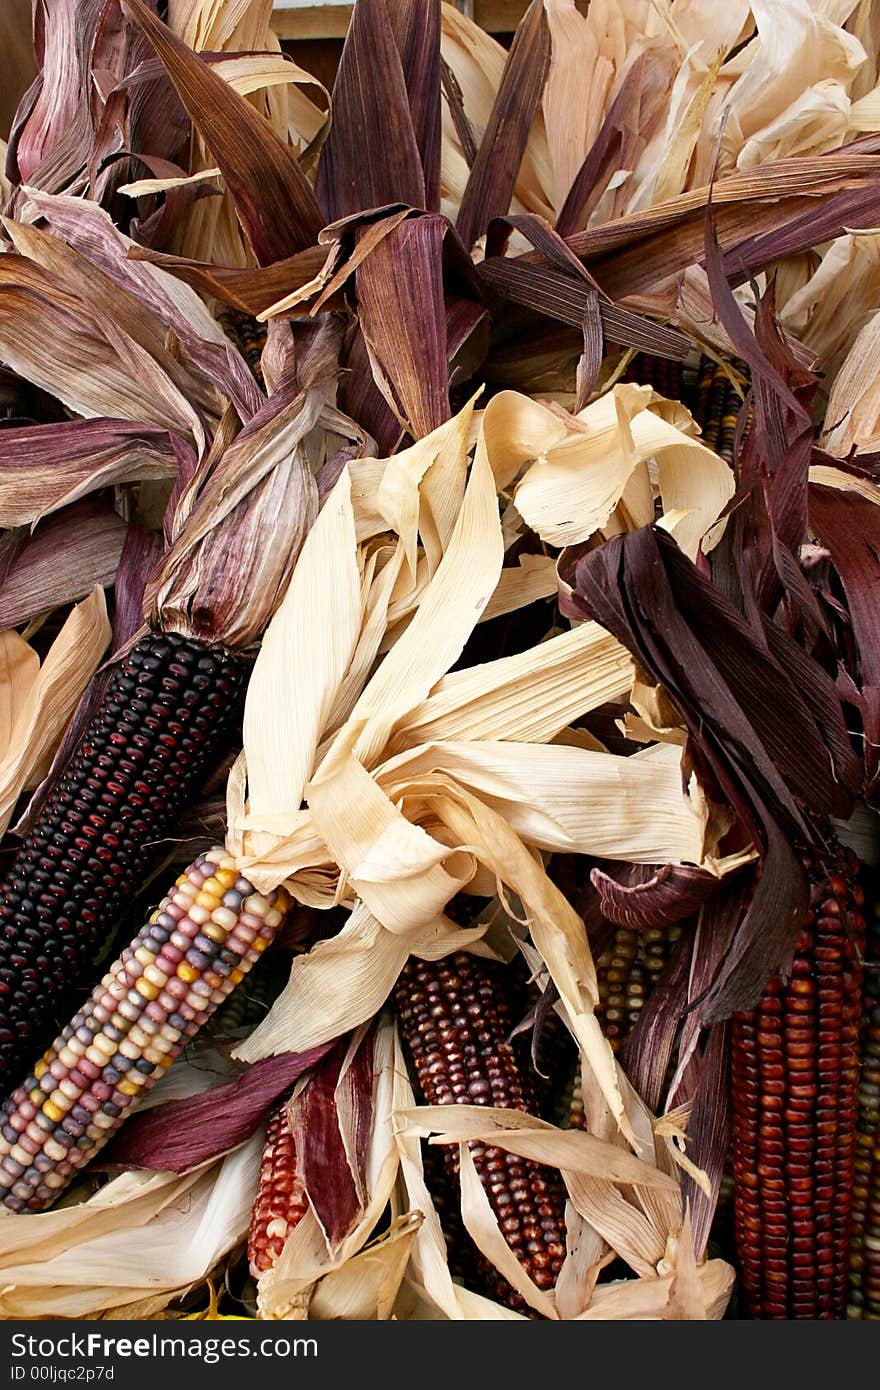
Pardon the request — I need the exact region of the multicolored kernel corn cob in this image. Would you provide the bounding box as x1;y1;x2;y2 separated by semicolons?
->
849;894;880;1319
222;312;268;387
731;849;865;1319
689;358;745;465
0;849;288;1213
247;1104;309;1279
0;632;249;1090
554;921;684;1132
394;952;568;1313
596;922;683;1054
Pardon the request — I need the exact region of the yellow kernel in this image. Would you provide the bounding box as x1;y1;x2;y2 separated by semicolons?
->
93;1034;116;1058
177;962;198;983
201;876;224;898
42;1100;65;1124
33;1060;48;1080
135;978;160;1001
252;936;269;953
228;968;245;987
202;921;228;942
215;867;237;888
116;1078;142;1097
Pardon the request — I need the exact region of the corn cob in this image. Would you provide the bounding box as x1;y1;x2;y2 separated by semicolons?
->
0;849;288;1213
222;312;268;387
208;949;280;1038
849;894;880;1318
553;921;684;1132
621;352;683;399
689;357;745;465
730;848;865;1319
596;922;684;1054
0;634;249;1091
394;952;567;1313
247;1103;309;1279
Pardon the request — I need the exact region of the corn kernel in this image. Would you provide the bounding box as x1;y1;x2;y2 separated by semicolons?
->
135;978;160;1001
42;1101;65;1124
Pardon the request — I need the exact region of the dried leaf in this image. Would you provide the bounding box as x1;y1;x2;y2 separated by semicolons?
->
456;1;550;251
0;504;128;630
316;0;426;221
0;587;110;841
99;1047;332;1174
122;0;323;263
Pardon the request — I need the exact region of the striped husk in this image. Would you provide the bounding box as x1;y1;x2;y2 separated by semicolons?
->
394;952;567;1313
0;632;249;1092
731;849;865;1318
0;849;288;1212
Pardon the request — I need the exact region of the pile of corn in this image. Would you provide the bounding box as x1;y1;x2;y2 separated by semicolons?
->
1;0;880;1328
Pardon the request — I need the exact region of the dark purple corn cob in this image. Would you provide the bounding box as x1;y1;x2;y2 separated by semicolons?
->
731;848;865;1319
394;952;568;1314
0;631;249;1090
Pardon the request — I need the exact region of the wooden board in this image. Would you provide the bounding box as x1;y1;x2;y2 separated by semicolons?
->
272;1;587;41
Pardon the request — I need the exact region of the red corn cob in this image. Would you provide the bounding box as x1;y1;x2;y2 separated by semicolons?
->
0;632;249;1090
731;848;865;1318
848;893;880;1318
248;1103;309;1279
394;952;568;1314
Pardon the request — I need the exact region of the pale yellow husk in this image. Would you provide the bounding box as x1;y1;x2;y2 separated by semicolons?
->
225;391;735;1158
0;588;110;842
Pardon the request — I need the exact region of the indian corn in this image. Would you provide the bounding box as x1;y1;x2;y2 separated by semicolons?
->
0;633;249;1091
394;951;567;1313
0;848;288;1212
247;1103;309;1280
731;848;865;1318
848;893;880;1319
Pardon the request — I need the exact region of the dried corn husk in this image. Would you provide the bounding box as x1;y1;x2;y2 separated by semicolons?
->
0;588;110;841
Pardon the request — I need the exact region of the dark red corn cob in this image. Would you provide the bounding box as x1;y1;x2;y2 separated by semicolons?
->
248;1103;309;1279
849;894;880;1318
394;952;568;1314
621;352;683;399
731;848;865;1319
0;631;249;1091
